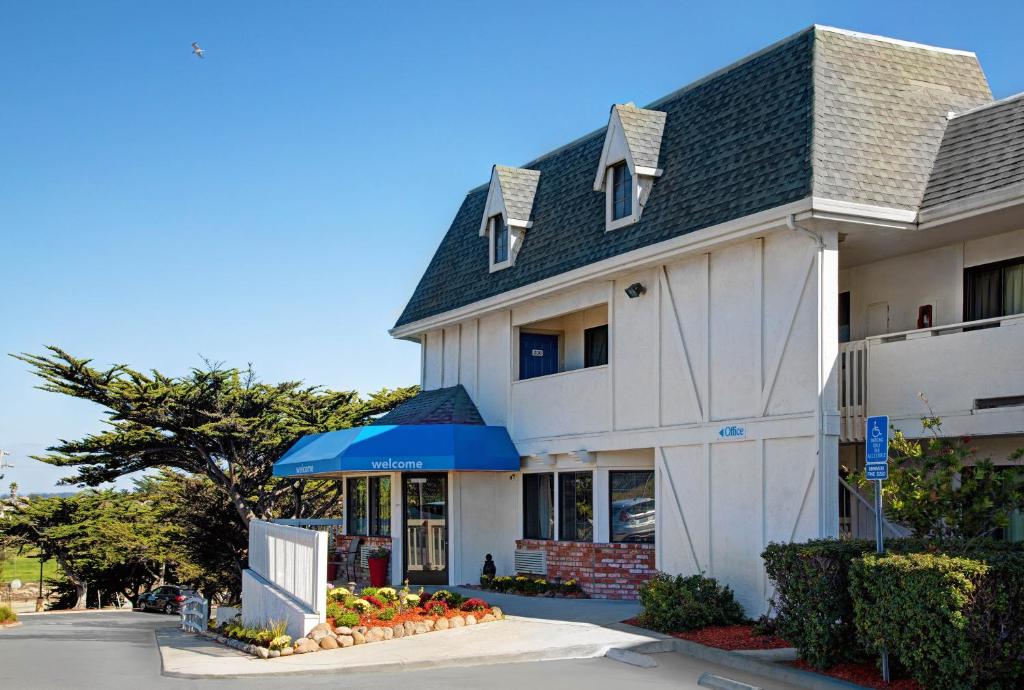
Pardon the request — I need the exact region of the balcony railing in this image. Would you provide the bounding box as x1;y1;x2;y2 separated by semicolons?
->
838;314;1024;442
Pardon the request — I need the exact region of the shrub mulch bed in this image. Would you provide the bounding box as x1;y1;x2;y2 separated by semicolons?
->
623;619;790;651
787;660;922;690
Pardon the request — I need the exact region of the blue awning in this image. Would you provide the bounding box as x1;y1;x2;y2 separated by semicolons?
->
272;424;521;477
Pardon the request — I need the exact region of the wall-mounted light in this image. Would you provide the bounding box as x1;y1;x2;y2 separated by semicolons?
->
624;282;646;299
568;450;595;464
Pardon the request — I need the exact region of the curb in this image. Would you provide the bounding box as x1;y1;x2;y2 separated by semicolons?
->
668;638;868;690
0;621;23;629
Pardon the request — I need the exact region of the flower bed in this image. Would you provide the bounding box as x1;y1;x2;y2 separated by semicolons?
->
478;575;588;598
624;619;789;651
200;583;504;659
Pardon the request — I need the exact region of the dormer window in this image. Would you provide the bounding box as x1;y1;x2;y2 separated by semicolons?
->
611;162;632;220
480;165;541;272
594;103;667;232
492;214;509;264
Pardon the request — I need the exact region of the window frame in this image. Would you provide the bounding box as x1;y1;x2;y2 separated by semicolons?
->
583;324;609;368
605;161;638;231
522;472;555;541
608;470;656;544
345;474;392;537
489;213;513;272
963;255;1024;322
557;471;594;543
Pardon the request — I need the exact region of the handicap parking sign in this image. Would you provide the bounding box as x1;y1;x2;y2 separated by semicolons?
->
865;415;889;480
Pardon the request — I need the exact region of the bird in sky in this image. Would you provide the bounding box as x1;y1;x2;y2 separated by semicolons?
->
192;42;205;59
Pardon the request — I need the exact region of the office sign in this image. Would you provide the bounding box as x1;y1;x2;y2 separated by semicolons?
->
718;424;746;440
865;415;889;480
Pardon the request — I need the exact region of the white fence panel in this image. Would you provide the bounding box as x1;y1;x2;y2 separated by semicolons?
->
248;519;327;616
180;595;209;634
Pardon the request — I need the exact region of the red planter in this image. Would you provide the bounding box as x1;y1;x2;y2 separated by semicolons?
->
368;557;389;587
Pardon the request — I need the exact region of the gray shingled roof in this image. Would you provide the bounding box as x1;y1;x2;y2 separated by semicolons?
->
922;94;1024;210
372;385;485;426
395;26;995;329
494;166;541;223
615;104;667;169
813;28;990;210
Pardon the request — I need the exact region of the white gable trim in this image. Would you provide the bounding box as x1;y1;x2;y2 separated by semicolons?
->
480;169;507;237
593;108;635;192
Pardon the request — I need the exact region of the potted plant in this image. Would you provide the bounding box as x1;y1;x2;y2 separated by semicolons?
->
366;546;390;587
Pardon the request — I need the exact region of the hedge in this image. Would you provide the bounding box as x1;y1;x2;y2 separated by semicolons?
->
762;539;877;668
638;572;745;633
764;539;1024;686
850;553;987;689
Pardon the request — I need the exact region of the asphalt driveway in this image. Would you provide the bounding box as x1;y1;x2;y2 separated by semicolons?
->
0;610;800;689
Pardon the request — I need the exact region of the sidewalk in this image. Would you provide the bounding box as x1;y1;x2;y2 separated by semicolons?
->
158;615;664;679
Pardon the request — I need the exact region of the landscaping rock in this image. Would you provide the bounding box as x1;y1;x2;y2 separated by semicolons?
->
351;630;366;645
382;626;394;640
279;646;294;657
269;649;280;658
319;636;339;650
356;626;368;634
367;627;384;642
434;617;449;630
391;624;404;638
480;613;496;623
294;638;320;654
491;607;503;619
308;623;333;642
450;616;465;628
333;626;352;636
414;622;429;635
256;646;270;659
423;619;435;631
338;635;354;648
403;621;417;636
466;615;477;625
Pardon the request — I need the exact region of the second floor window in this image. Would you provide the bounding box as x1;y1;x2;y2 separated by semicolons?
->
492;214;509;264
584;324;608;367
965;256;1024;321
612;162;632;220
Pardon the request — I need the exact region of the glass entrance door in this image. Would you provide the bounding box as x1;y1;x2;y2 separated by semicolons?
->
403;473;448;585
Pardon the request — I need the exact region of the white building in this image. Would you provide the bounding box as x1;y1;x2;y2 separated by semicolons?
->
275;25;1024;614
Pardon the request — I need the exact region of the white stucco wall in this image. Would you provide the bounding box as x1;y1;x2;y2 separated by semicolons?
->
450;472;519;585
415;226;839;614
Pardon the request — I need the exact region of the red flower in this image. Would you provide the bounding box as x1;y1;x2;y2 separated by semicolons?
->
424;600;448;615
461;598;488;612
363;595;384;608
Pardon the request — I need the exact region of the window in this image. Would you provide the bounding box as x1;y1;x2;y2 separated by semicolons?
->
346;477;368;535
838;292;851;343
584;324;608;367
558;472;593;541
609;470;655;543
346;476;391;536
369;476;391;536
611;162;632;221
965;257;1024;321
492;214;509;264
523;473;554;540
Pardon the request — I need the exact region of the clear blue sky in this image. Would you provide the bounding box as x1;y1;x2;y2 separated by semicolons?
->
3;1;1022;493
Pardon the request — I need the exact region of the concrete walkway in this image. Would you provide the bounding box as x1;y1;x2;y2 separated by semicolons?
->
158;614;664;678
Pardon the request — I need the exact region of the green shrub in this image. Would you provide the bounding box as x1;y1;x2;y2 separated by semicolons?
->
428;589;464;608
377;608;396;621
334;611;360;628
0;605;16;624
850;551;1024;689
762;539;877;668
325;601;345;622
763;538;1024;672
850;553;987;689
269;634;292;651
638;572;744;633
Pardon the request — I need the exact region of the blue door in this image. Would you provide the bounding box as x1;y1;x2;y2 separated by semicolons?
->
519;332;559;380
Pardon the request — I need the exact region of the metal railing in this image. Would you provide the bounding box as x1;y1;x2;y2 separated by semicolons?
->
839;476;907;539
180;595;209;634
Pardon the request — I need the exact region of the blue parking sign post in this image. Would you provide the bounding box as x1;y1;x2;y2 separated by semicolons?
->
865;414;890;682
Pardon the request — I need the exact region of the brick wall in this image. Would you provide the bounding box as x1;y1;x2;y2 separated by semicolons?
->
335;535;392;584
515;539;656;600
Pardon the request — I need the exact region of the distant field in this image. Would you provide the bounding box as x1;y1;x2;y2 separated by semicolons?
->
0;548;59;586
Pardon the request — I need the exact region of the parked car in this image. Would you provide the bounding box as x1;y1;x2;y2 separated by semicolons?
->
136;585;197;614
611;498;655;542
